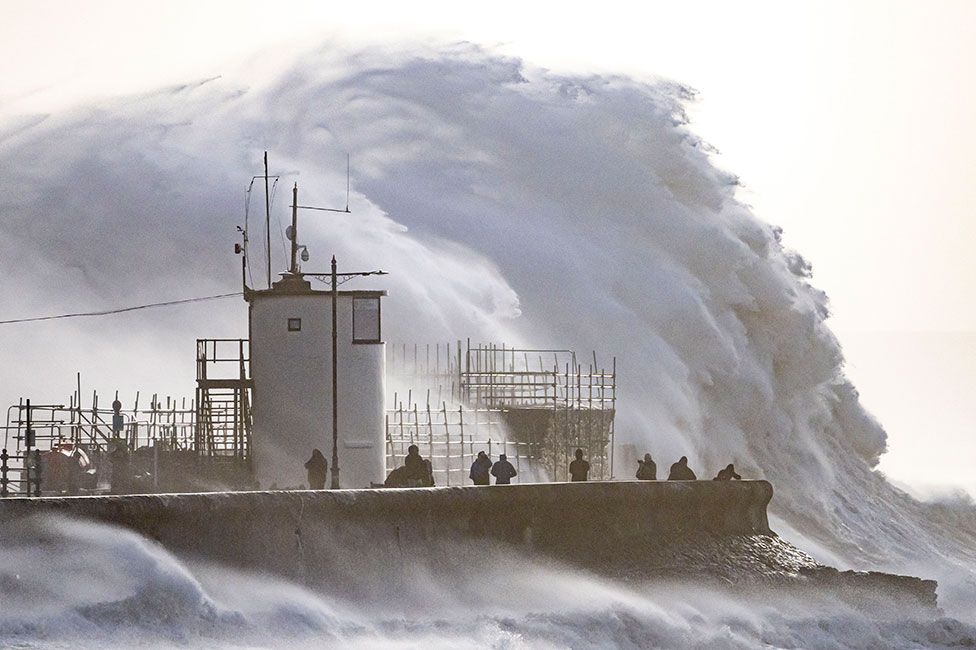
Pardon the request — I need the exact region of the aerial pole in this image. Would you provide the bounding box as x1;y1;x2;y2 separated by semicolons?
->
290;183;299;274
264;152;272;289
330;254;340;489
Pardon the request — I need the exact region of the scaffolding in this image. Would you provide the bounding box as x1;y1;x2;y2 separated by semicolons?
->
388;341;617;481
385;396;532;485
194;338;253;462
1;384;198;496
1;339;254;496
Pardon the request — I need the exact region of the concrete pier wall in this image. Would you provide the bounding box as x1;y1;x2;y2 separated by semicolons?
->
0;481;772;582
0;480;943;612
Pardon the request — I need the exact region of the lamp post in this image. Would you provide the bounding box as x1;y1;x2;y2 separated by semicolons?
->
302;262;386;490
288;183;386;490
330;254;339;489
321;260;386;489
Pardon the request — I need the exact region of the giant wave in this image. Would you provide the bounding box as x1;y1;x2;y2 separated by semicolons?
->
1;41;976;644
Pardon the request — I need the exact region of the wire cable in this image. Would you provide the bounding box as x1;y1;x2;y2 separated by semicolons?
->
0;292;243;326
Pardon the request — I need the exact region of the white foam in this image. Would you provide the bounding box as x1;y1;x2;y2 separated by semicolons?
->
2;40;976;639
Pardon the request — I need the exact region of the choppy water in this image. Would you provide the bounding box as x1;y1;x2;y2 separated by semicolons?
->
0;516;973;649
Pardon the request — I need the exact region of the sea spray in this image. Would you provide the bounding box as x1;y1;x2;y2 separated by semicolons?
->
1;516;974;649
2;41;976;629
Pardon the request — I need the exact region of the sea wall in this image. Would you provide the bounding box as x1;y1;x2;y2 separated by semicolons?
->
0;481;770;576
0;480;941;611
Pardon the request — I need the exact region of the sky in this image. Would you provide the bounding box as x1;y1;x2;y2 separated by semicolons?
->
1;0;974;492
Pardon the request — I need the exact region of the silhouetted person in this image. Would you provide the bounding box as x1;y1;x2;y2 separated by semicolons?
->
470;451;492;485
109;440;130;494
569;448;590;482
404;444;427;481
636;453;657;480
667;456;697;480
491;454;517;485
384;465;408;487
714;463;742;481
423;458;435;487
304;449;328;489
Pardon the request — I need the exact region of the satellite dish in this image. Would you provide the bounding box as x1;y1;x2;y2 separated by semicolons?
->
285;226;294;241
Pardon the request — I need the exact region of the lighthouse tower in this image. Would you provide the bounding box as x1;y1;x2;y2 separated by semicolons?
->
245;181;386;490
247;273;386;489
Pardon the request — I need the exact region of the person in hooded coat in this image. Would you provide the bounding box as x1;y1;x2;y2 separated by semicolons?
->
491;454;517;485
404;444;427;481
667;456;697;480
569;448;590;482
636;453;657;480
469;451;492;485
713;463;742;481
304;449;328;489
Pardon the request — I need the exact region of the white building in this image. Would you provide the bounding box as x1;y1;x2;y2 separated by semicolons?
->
247;274;386;489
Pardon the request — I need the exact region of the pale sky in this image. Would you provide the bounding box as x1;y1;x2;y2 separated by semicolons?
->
2;0;974;492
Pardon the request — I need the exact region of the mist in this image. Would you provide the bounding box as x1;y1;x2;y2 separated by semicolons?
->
4;515;976;649
3;41;976;623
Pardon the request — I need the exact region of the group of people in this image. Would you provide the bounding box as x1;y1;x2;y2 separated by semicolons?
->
635;453;742;481
306;445;743;490
384;445;436;487
474;447;592;485
469;450;517;485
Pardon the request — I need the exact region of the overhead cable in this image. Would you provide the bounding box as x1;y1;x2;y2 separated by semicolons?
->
0;292;243;326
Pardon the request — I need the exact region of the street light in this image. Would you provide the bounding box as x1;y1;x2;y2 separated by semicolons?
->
315;258;387;489
288;182;387;489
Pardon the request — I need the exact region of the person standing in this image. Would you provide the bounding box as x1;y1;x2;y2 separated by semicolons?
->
491;454;517;485
469;451;492;486
636;453;657;480
569;448;590;482
304;449;329;489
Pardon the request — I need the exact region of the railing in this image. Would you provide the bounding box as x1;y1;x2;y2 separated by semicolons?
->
197;338;250;381
0;447;39;497
195;338;252;461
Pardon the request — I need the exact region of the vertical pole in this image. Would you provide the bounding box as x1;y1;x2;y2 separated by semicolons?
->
25;398;33;496
565;363;570;482
610;356;617;479
133;391;140;447
290;184;299;275
385;413;392;471
443;402;451;485
264;151;272;289
330;255;340;489
76;373;82;445
458;405;466;458
426;402;434;483
587;364;593;478
0;448;8;497
576;365;582;451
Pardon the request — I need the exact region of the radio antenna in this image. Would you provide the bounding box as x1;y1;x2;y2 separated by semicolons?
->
345;153;350;212
264;151;272;289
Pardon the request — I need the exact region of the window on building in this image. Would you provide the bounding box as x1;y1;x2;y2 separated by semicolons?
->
287;318;302;332
352;297;381;343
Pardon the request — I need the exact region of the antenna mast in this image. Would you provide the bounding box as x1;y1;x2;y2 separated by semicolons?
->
290;183;299;274
263;151;272;289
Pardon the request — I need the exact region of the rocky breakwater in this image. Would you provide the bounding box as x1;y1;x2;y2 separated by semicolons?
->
0;481;938;612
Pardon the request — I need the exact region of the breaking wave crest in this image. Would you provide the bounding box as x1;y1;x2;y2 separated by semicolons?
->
2;41;976;643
